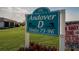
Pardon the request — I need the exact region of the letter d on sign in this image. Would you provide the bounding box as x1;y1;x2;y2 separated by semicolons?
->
38;21;44;28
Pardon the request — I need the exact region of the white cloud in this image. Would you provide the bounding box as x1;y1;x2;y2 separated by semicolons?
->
0;7;79;22
0;7;26;22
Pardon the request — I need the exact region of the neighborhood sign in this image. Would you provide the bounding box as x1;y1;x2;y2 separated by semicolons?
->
26;7;60;35
65;23;79;49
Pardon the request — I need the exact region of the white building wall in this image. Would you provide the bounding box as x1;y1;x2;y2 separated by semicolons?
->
0;22;4;28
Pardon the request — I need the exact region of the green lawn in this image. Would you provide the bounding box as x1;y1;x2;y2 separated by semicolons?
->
0;27;24;51
30;33;59;48
0;26;59;51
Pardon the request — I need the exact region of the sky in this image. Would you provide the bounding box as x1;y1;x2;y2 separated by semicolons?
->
0;7;79;22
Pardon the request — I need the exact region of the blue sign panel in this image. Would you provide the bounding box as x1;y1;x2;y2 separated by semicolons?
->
26;7;60;35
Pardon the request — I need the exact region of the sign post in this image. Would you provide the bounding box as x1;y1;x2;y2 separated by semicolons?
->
25;18;30;48
59;10;65;51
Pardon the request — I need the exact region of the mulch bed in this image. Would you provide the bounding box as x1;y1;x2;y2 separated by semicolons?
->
18;42;58;51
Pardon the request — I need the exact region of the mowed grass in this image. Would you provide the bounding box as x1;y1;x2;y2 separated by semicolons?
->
30;33;59;48
0;26;24;51
0;26;59;50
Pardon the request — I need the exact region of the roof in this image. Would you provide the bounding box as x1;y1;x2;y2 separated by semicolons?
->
66;21;79;25
0;17;17;23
